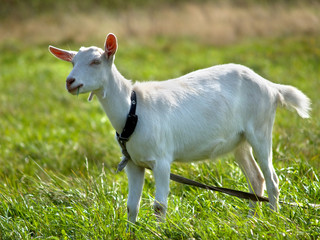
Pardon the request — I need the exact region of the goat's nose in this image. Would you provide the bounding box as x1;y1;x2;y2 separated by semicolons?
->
66;77;75;87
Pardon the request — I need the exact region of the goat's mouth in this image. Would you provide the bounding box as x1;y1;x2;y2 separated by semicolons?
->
67;84;84;94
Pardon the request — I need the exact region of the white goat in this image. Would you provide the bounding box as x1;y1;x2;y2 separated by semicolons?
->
49;33;311;225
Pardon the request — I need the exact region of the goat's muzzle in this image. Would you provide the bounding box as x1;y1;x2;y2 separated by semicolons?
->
66;77;83;94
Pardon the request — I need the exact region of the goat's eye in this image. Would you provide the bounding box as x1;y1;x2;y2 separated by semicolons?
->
90;59;101;65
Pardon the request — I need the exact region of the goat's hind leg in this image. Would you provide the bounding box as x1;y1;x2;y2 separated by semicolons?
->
246;130;280;211
234;141;265;214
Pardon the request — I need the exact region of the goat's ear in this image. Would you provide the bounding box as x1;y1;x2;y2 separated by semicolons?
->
48;46;76;62
104;33;117;60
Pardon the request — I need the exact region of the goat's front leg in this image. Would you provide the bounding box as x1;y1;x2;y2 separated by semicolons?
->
125;160;145;228
153;160;171;221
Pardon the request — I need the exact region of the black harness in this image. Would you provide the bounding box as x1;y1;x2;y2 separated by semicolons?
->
116;91;138;172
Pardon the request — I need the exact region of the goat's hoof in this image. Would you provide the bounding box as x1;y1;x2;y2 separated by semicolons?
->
153;202;166;222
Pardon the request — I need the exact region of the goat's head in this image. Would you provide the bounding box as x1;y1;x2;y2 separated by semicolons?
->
48;33;118;99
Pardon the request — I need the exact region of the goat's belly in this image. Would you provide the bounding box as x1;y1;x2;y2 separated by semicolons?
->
173;133;243;162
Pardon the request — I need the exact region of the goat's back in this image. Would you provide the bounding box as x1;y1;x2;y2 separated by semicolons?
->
130;64;307;163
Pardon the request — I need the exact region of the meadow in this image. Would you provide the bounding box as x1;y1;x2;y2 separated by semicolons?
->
0;3;320;239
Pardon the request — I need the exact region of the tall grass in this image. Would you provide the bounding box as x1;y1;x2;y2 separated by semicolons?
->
0;34;319;239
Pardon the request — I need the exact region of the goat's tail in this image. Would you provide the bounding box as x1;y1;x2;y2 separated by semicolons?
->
275;84;311;118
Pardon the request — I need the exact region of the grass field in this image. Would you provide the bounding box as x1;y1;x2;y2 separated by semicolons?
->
1;10;320;239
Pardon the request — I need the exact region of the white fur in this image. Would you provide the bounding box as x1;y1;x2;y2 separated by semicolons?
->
49;34;311;227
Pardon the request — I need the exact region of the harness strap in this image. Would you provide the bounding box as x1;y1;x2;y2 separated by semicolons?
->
116;91;138;172
169;172;269;202
116;91;138;142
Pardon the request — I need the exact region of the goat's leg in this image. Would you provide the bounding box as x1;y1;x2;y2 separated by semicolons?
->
153;161;171;221
247;131;279;211
125;160;145;228
234;141;265;213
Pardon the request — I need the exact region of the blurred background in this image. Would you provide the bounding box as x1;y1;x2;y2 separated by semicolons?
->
1;0;320;46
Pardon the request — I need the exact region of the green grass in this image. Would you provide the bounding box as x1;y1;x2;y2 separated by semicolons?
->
0;35;319;239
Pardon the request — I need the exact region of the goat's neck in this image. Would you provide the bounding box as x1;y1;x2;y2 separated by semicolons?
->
95;65;132;133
